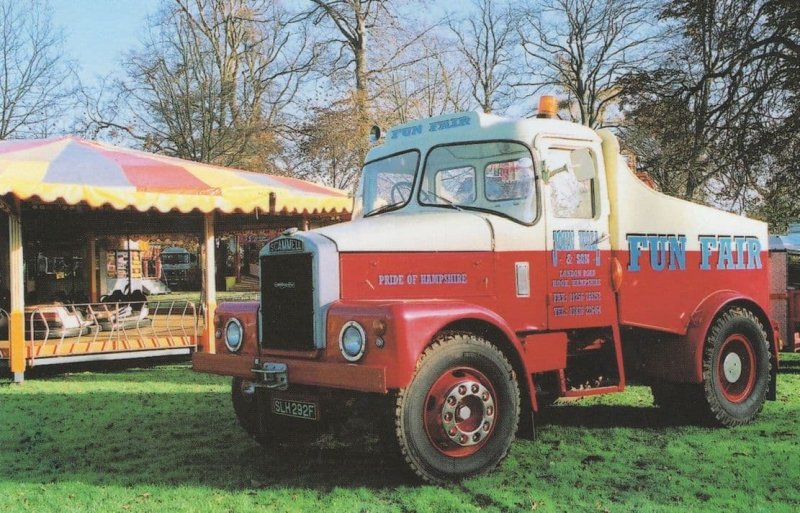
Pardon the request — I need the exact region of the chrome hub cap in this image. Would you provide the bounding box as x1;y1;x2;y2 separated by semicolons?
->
723;352;743;383
441;379;495;447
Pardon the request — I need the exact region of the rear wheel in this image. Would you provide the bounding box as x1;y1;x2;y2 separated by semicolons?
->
394;333;520;484
701;308;770;426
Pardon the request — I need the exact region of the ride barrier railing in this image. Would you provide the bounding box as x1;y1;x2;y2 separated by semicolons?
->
23;300;200;365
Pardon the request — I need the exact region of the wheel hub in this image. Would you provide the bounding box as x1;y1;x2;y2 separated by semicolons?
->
716;334;757;404
722;352;743;383
441;379;495;447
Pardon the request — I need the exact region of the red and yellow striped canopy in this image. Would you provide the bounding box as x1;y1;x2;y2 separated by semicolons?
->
0;136;351;215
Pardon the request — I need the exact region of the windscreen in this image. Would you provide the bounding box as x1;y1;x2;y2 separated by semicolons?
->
353;151;420;218
420;141;537;223
161;253;189;265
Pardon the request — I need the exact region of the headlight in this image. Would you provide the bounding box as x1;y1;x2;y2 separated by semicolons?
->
339;321;366;362
224;318;244;352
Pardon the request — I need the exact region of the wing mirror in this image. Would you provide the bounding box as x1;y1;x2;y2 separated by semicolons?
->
570;148;595;181
543;148;595;182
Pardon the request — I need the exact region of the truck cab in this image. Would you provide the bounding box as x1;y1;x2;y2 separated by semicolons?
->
194;101;778;484
159;246;197;289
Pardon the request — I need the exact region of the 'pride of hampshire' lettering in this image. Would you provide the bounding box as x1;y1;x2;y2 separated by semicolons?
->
378;273;468;286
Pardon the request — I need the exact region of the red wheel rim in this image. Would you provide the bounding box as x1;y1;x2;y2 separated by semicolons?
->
716;334;756;403
423;366;498;458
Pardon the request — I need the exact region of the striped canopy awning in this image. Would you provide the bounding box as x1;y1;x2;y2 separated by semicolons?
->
0;136;351;215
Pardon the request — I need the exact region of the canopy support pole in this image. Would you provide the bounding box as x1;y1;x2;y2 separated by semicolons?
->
200;212;216;353
234;235;241;283
7;199;25;383
87;234;98;303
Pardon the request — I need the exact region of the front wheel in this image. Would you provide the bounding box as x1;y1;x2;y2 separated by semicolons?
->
394;333;520;484
231;377;272;447
701;307;771;426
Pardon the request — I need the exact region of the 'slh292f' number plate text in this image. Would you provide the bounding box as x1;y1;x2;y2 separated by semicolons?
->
272;398;318;420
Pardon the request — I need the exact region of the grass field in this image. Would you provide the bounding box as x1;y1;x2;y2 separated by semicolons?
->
1;354;798;513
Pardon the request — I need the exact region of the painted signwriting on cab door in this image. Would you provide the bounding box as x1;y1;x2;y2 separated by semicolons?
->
551;229;604;319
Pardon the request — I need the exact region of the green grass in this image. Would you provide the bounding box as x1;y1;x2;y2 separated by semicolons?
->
1;355;799;513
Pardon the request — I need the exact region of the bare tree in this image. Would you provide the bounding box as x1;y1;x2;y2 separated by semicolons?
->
449;0;517;114
293;99;366;190
622;0;798;211
299;1;432;113
516;0;658;127
85;0;316;170
379;36;472;123
0;0;77;139
291;1;436;189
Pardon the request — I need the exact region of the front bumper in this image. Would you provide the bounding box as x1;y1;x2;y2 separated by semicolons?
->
192;352;387;394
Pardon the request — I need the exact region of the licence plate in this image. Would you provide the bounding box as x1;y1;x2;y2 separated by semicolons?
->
272;398;318;421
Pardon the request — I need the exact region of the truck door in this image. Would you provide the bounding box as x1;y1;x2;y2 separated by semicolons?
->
538;139;616;330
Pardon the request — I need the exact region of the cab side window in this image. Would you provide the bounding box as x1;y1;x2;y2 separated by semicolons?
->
544;147;597;219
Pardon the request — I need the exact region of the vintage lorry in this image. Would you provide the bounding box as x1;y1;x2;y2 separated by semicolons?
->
159;246;199;290
193;97;778;484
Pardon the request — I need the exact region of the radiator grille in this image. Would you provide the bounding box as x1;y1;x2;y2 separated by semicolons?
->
260;253;315;351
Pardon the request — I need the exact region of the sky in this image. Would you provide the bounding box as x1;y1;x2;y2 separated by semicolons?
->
50;0;457;86
51;0;163;82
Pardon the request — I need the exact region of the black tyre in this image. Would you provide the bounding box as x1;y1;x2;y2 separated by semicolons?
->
701;307;771;426
232;378;328;447
231;377;273;447
394;333;520;484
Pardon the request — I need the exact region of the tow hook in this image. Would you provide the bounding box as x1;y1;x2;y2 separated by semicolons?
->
251;360;289;390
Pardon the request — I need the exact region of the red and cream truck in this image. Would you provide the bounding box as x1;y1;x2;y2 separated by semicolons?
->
193;98;779;484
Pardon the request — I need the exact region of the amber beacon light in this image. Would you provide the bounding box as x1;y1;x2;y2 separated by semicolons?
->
537;95;558;118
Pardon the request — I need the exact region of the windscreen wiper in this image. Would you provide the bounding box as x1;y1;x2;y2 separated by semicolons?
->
422;190;463;211
364;201;406;217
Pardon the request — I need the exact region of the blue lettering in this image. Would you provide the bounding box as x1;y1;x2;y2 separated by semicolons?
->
578;230;598;250
552;230;575;266
699;236;717;270
746;238;763;269
391;125;422;138
667;235;686;270
627;235;647;272
717;236;735;270
579;230;602;266
647;235;667;271
429;116;471;132
402;125;422;137
735;238;747;269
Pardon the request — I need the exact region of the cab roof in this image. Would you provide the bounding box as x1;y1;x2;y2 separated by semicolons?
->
366;111;601;162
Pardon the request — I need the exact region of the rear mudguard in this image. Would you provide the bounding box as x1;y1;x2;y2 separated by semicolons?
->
636;290;777;391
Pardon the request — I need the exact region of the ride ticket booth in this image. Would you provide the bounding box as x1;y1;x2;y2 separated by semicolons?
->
0;137;351;382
